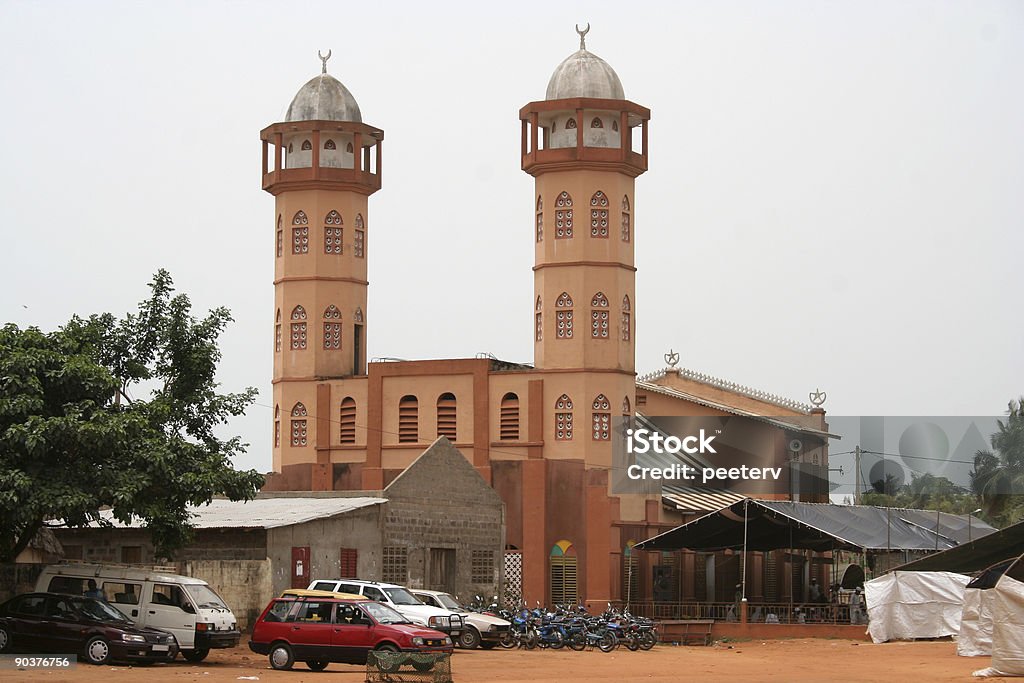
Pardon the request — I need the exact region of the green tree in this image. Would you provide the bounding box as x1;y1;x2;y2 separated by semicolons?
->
971;398;1024;526
861;473;980;515
0;271;264;562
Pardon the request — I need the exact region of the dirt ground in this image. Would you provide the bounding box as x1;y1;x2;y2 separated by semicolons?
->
1;639;998;683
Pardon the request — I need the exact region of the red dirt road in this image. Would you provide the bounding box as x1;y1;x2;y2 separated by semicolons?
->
1;639;991;683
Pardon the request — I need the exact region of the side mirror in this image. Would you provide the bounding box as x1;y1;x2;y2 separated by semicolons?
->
181;603;195;614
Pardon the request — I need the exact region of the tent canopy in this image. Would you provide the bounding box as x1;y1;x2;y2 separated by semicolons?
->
895;518;1024;574
636;499;995;554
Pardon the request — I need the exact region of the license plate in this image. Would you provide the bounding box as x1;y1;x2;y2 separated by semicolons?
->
152;645;169;652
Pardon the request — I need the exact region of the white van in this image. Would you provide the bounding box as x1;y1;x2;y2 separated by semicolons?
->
36;563;240;662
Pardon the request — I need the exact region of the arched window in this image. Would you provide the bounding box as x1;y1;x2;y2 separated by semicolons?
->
622;396;631;416
354;214;365;258
590;191;609;237
565;118;577;130
555;394;573;441
550;540;578;605
437;393;457;440
274;405;281;447
275;309;282;352
612;119;619;132
292;211;309;254
340;397;356;444
354;307;364;323
536;196;543;242
301;139;312;151
324;210;343;254
591;292;609;338
535;296;543;342
621;295;631;342
323;305;341;350
500;392;519;441
288;142;293;154
399;395;418;443
346;142;354;153
555;192;573;239
555;293;573;339
621;195;631;242
324;139;337;150
592;394;610;441
591;117;603;129
290;306;307;350
290;402;308;446
276;215;283;258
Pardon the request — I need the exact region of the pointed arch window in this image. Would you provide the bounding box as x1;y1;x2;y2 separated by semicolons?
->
621;195;631;242
555;192;573;239
324;139;337;150
354;307;364;323
290;306;307;350
500;392;519;441
274;405;281;447
536;196;543;242
622;396;631;416
592;394;610;441
323;305;341;350
276;215;283;258
340;397;356;444
301;139;312;151
346;141;354;153
612;119;619;132
555;394;574;441
535;296;543;342
437;393;457;441
591;292;609;338
550;540;578;605
622;295;631;342
290;403;308;446
292;211;309;254
354;214;365;258
591;117;603;129
590;191;609;237
399;395;418;443
556;292;573;339
275;309;282;352
324;210;343;254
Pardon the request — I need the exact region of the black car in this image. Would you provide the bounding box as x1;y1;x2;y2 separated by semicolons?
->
0;592;178;665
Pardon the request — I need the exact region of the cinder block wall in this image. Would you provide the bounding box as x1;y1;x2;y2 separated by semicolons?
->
180;559;272;632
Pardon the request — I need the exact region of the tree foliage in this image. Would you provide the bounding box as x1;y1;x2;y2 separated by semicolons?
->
860;472;981;516
0;271;264;562
971;398;1024;527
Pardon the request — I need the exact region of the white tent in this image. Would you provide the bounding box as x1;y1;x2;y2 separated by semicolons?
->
864;570;970;644
974;553;1024;677
958;559;1014;657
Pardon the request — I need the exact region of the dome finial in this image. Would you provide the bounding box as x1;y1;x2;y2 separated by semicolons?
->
318;49;332;74
576;23;590;51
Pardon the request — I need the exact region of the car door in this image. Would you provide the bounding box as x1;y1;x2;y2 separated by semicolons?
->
145;583;197;650
286;601;335;661
44;596;85;655
331;604;375;663
7;595;48;651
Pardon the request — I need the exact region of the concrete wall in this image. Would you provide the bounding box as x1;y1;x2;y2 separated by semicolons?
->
180;559;272;632
0;563;45;603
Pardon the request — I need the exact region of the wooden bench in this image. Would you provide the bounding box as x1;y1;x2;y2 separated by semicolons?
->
659;619;715;646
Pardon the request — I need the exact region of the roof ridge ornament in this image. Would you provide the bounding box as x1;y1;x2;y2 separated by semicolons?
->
664;348;679;368
318;49;332;74
576;23;590;51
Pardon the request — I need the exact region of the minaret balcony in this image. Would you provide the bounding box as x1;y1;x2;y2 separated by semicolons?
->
261;120;384;196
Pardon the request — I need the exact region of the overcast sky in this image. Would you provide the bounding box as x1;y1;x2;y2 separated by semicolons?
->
1;1;1021;477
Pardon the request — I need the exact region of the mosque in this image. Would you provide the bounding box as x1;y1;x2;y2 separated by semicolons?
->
259;28;831;607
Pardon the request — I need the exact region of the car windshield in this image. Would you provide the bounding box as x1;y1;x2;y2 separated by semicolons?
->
184;584;227;610
74;597;131;623
432;593;462;610
383;588;422;606
362;601;410;624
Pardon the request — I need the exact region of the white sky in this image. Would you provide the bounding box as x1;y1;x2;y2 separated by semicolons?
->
1;1;1021;475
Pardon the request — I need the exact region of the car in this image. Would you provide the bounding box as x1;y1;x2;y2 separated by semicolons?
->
249;595;453;672
411;590;512;649
0;592;178;665
307;579;464;640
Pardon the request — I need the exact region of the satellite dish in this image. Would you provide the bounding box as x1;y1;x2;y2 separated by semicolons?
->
788;439;803;453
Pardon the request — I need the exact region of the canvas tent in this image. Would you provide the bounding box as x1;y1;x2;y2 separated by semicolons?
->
973;552;1024;677
958;559;1014;657
863;571;970;643
895;518;1024;574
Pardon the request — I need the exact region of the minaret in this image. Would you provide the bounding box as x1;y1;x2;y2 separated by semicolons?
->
260;52;383;472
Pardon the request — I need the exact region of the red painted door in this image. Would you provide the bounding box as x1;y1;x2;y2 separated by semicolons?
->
291;546;311;588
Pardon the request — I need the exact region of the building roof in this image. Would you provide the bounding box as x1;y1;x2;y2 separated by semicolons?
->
60;497;386;530
638;366;816;414
285;72;362;123
662;487;748;514
894;517;1024;574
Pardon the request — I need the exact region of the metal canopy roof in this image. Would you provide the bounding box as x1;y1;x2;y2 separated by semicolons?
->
894;517;1024;574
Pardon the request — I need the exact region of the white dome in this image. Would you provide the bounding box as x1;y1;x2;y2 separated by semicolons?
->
545;47;624;100
285;72;362;123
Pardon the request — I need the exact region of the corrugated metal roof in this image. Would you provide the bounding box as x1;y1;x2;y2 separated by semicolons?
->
63;497;386;530
662;487;748;513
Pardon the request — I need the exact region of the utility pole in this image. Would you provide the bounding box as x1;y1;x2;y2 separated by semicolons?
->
854;446;862;505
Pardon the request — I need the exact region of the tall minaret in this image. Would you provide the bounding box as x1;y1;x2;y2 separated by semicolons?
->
260;52;383;473
522;26;649;378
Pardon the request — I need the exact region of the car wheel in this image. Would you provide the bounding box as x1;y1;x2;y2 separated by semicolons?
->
306;660;329;671
182;648;209;662
0;626;11;653
373;643;400;674
269;642;294;671
85;636;111;665
458;627;481;649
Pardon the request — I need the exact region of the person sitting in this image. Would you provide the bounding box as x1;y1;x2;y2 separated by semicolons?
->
84;579;104;600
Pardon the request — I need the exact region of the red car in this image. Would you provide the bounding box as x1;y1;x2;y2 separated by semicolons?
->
249;596;453;672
